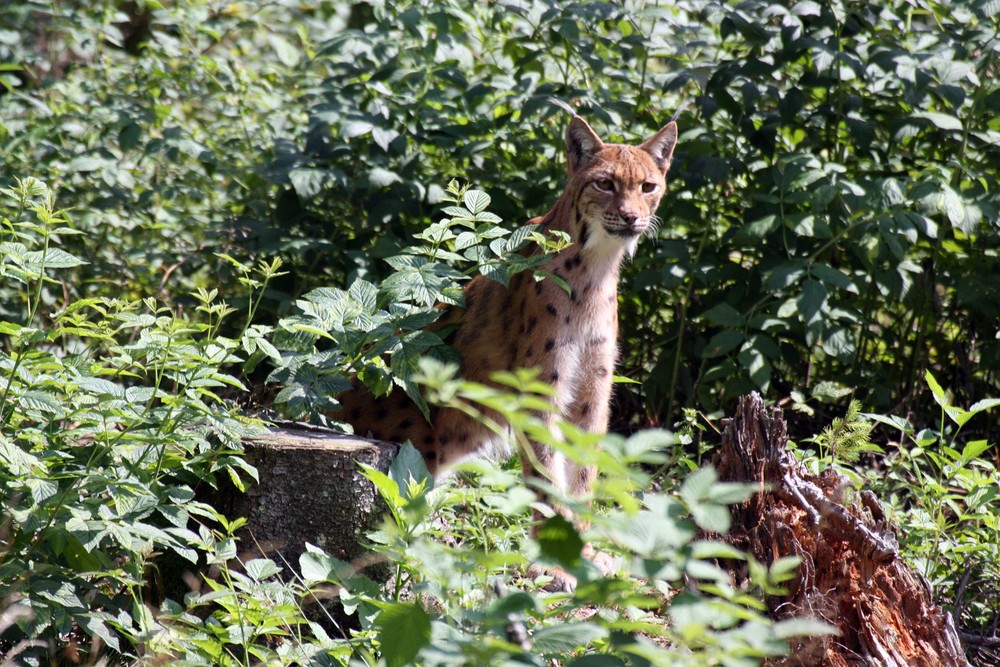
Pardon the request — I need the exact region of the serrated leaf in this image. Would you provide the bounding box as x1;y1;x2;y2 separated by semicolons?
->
968;398;1000;415
27;248;87;269
0;436;42;475
454;231;478;250
245;558;281;581
76;376;125;397
299;544;350;584
20;390;65;416
463;190;491;214
961;439;990;463
348;278;378;312
375;603;431;667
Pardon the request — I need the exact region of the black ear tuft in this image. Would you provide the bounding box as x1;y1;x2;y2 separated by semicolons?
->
566;117;604;174
641;121;678;174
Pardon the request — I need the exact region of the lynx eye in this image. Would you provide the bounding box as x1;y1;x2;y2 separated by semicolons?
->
594;179;615;193
641;182;658;194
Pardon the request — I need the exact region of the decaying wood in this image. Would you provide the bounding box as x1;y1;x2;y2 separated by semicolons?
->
218;425;398;573
713;393;969;667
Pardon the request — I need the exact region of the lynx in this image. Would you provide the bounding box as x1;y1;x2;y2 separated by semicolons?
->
338;106;677;498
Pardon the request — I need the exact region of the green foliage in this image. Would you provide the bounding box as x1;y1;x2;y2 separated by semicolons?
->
0;179;268;661
4;0;998;428
296;362;826;667
865;373;1000;612
0;0;340;308
808;399;880;467
270;182;569;422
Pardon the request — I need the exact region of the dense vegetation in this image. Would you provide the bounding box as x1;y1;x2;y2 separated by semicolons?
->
1;0;998;664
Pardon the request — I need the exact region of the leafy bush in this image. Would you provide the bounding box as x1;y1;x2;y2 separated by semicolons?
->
866;372;1000;638
5;0;997;430
0;178;264;660
269;182;569;421
139;365;830;666
0;0;340;307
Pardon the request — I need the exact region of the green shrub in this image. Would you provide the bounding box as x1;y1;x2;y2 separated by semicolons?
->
0;178;266;661
866;372;1000;634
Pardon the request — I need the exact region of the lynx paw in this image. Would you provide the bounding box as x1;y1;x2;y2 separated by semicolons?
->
526;546;618;593
526;563;578;593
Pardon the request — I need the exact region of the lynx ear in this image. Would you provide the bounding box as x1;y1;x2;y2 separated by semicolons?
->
641;121;678;175
566;116;604;174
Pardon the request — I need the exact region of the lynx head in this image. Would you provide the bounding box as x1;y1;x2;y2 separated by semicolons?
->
564;114;677;257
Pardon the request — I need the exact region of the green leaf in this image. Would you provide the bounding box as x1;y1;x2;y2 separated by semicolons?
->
367;167;401;188
388;442;431;497
612;495;694;556
268;33;301;67
289;169;327;199
797;279;828;326
464;190;491;214
812;381;853;402
533;623;608;653
703;329;743;358
961;439;990;463
375;602;431;667
912;111;963;131
299;544;351;584
968;398;1000;415
348;278;378;312
20;390;65;416
359;464;403;513
810;263;856;292
536;514;584;567
702;303;745;327
925;370;949;408
244;558;281;581
0;436;42;475
773;617;841;638
27;248;87;269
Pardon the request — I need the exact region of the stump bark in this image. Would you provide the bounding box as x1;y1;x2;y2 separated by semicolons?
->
712;393;969;666
218;425;398;573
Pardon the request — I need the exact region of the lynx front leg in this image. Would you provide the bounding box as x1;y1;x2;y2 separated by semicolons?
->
565;356;615;497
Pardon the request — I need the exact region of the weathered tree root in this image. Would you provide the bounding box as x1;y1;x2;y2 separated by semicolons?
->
712;393;969;667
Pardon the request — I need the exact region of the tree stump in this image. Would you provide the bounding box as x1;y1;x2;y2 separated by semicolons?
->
220;425;398;574
712;393;969;666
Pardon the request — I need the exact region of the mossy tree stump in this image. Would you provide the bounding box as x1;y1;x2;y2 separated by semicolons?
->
219;426;398;574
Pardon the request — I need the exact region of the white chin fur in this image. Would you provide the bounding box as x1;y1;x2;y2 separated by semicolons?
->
625;235;640;259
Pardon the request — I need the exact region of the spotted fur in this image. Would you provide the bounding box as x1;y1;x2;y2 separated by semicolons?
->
337;112;678;495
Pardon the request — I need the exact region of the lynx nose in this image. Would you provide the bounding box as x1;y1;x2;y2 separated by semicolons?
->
619;210;638;224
